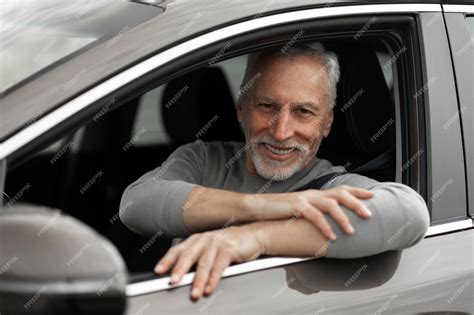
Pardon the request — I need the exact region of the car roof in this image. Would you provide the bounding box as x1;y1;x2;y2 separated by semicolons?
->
0;0;469;142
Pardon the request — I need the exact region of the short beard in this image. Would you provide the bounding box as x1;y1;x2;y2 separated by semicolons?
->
248;134;320;181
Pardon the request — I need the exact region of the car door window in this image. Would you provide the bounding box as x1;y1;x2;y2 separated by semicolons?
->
131;85;171;146
467;16;474;36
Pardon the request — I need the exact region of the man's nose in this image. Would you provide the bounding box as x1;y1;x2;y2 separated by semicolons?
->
270;110;295;142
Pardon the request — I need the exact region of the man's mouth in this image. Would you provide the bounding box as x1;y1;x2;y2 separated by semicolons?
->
262;143;296;159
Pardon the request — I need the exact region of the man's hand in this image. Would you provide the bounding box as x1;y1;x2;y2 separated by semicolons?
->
247;185;374;240
154;226;263;301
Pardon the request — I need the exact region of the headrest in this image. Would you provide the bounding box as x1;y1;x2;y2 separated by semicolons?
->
77;97;139;152
162;67;244;143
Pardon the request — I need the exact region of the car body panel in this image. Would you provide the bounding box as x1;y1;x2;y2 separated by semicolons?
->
125;230;474;314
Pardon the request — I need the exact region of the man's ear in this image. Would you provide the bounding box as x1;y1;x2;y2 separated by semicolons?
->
323;109;334;138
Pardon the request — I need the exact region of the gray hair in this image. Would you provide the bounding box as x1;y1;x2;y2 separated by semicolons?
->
239;42;340;109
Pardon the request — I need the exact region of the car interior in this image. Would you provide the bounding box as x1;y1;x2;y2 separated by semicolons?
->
4;39;397;273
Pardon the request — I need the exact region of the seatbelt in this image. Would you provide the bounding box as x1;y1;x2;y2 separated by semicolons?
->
295;148;395;191
349;148;394;174
0;159;7;206
295;171;347;191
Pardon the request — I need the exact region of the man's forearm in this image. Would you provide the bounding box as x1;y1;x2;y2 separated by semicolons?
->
121;179;259;237
245;218;330;257
183;186;259;233
240;181;430;259
184;184;370;238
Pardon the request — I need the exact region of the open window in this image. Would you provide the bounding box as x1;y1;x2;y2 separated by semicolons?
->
4;14;425;274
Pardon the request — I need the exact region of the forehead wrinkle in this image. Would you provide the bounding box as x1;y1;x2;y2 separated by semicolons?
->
294;101;320;111
254;94;279;104
255;94;322;111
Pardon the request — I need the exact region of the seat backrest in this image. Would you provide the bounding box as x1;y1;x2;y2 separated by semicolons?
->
55;98;139;227
318;42;396;181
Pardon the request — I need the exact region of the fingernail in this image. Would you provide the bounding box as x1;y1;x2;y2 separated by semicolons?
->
155;264;164;273
365;208;372;216
347;225;354;234
330;233;337;240
170;274;179;283
191;287;199;297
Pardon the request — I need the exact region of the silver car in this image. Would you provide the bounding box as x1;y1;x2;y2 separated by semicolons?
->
0;0;473;314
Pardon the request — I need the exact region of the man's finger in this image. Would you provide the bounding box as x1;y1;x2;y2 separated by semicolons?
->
204;250;232;295
154;245;183;275
169;236;208;284
336;191;372;217
303;204;336;240
318;198;354;235
344;186;374;199
190;242;219;300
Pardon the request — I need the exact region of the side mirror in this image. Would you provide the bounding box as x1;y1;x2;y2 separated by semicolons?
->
0;204;127;314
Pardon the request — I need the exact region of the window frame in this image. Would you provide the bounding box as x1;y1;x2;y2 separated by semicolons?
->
443;5;474;218
3;15;423;187
413;10;469;225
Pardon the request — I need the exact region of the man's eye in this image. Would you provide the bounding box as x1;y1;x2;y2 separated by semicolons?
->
296;108;313;115
259;103;274;110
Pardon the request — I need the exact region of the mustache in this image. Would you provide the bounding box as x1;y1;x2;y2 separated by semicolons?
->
249;135;310;154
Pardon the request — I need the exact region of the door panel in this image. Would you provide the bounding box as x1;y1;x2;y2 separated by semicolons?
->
126;230;474;314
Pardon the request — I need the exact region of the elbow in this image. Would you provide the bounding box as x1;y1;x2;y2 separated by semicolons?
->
119;186;151;237
398;188;430;249
119;195;132;229
119;178;198;238
326;183;431;258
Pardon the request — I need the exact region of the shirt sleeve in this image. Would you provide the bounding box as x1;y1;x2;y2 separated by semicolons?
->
119;140;205;237
321;174;430;258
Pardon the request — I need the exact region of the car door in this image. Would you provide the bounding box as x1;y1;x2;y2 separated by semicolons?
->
123;3;474;314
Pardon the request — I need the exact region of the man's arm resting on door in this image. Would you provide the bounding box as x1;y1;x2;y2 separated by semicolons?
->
122;182;374;241
155;182;429;299
120;139;371;239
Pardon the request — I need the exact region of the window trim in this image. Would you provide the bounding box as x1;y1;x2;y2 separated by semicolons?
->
466;15;474;217
443;5;474;14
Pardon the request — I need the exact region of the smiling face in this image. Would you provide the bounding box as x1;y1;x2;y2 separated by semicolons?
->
237;54;334;181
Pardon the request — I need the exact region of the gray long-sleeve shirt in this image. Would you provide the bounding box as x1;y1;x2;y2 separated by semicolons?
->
120;140;430;258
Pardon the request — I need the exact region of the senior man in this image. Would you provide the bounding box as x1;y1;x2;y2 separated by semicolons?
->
120;42;430;300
